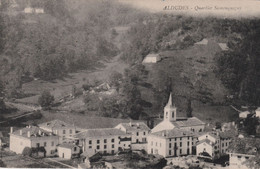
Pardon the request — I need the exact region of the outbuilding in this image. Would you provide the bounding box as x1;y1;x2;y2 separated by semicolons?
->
58;143;80;159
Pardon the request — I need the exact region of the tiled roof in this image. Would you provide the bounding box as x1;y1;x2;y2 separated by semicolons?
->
59;143;77;149
118;122;150;132
76;128;127;139
228;138;260;155
171;117;205;128
151;128;195;139
11;126;55;138
38;119;75;129
219;130;237;139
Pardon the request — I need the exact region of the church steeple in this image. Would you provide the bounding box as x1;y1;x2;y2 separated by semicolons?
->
164;93;177;121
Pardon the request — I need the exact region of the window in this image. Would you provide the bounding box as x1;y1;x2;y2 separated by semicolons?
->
180;142;182;147
97;140;100;144
89;146;92;149
36;143;40;147
169;139;171;142
44;142;47;147
112;150;114;154
180;149;182;154
188;137;190;140
174;143;177;148
89;140;92;144
143;132;146;135
137;132;139;136
112;144;114;148
74;147;77;151
226;142;228;146
70;129;72;134
245;156;249;159
63;130;66;134
187;142;189;146
180;138;182;141
169;150;171;155
237;156;242;159
104;139;107;143
222;143;224;147
111;138;114;143
51;141;54;146
175;138;177;141
97;145;100;150
169;143;171;148
104;145;107;149
104;151;107;154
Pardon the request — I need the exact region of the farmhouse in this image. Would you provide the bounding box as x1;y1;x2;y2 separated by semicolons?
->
142;53;161;64
9;126;59;156
239;111;250;119
58;143;80;159
38;120;76;144
76;128;131;156
151;93;205;133
147;128;196;157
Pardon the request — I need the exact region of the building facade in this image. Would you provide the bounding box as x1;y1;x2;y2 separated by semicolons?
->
58;143;80;159
9;126;59;156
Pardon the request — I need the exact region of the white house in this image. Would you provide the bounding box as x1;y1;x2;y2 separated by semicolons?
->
142;54;161;64
75;128;131;157
58;143;80;159
34;8;44;14
239;111;250;119
228;138;259;169
38;120;76;144
218;43;229;51
195;38;208;45
151;93;205;133
255;107;260;118
147;128;196;157
115;122;150;144
9;126;59;156
24;7;33;13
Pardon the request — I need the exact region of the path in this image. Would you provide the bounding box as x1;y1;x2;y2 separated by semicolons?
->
47;158;76;169
230;105;242;113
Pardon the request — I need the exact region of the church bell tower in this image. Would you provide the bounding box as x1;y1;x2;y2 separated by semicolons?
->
164;93;177;121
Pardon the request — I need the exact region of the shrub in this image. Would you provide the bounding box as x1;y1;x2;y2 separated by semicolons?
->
38;91;54;109
22;147;32;156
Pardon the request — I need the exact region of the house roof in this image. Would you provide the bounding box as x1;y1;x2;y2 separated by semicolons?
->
76;128;127;139
218;43;229;51
197;139;214;146
11;126;55;138
151;128;195;139
228;138;260;155
117;122;150;132
171;117;205;128
145;53;160;58
59;143;77;149
219;130;237;139
38;119;75;129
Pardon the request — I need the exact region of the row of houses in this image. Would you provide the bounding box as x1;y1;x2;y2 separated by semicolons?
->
8;93;258;168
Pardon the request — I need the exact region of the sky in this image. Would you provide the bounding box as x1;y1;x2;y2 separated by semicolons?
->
118;0;260;18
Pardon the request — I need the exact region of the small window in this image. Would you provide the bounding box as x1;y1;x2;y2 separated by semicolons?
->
89;146;92;149
245;156;249;159
180;138;182;141
36;143;40;147
97;140;100;144
89;140;92;144
237;156;241;158
44;142;47;147
136;139;139;143
169;143;171;148
143;132;146;135
97;145;100;150
112;144;114;148
111;138;115;143
104;150;107;154
63;130;66;134
104;145;107;149
180;142;182;147
104;139;107;143
169;150;171;155
137;132;139;136
74;147;77;151
169;138;171;142
187;142;190;146
175;138;177;141
180;149;182;154
112;150;114;154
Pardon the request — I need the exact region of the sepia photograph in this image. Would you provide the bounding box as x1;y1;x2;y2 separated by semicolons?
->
0;0;259;168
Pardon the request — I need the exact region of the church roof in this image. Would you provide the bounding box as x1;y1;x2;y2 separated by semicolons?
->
171;117;205;128
165;92;176;109
151;128;195;139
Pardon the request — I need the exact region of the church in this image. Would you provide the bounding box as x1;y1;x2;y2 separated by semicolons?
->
151;93;205;133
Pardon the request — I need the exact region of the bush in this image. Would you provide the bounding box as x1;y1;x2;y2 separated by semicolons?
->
38;91;54;109
22;147;32;156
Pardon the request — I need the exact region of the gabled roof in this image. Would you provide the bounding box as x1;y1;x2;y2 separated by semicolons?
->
219;130;237;139
59;143;78;149
76;128;127;139
197;139;215;146
11;126;55;138
117;122;150;132
151;128;195;139
228;138;260;155
38;119;75;129
171;117;205;128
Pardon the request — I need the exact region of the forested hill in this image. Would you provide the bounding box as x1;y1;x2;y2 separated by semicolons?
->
0;0;259;119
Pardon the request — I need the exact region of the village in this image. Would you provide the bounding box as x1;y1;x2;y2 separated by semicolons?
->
0;93;259;168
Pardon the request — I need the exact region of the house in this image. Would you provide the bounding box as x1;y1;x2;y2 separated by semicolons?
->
218;43;229;51
255;107;260;118
58;143;80;159
221;121;236;132
115;122;150;144
196;131;235;160
24;7;33;13
239;111;251;119
147;128;196;157
151;93;205;133
75;128;131;156
34;8;44;14
142;54;161;64
38;120;76;143
195;38;208;45
228;138;260;169
9;126;59;156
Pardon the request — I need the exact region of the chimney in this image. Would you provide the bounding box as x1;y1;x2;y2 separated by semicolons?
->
10;127;13;134
20;130;23;135
27;131;31;137
38;130;42;135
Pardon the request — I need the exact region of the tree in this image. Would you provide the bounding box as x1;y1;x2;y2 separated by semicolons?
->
186;99;193;117
38;91;54;110
22;147;32;156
